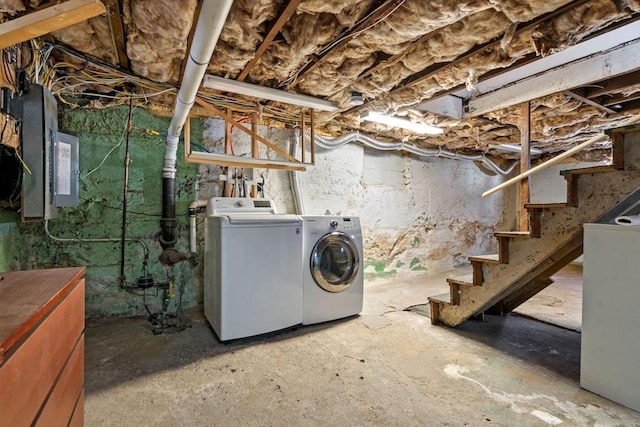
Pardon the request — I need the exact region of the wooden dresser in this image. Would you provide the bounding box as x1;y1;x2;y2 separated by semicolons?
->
0;267;85;427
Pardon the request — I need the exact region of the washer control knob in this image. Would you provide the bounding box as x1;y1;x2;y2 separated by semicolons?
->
236;200;246;207
330;220;339;228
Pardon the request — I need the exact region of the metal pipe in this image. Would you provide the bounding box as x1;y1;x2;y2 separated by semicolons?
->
161;0;233;248
482;113;640;197
308;130;518;175
120;99;134;286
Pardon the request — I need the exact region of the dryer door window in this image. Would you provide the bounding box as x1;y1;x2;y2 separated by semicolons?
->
310;232;360;293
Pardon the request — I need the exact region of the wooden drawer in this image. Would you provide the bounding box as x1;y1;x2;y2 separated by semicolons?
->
35;334;85;427
0;268;85;427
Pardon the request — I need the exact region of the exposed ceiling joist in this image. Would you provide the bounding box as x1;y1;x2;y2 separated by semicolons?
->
293;0;405;84
236;0;302;82
390;0;592;95
103;0;128;69
602;91;640;108
346;0;592;116
466;39;640;117
416;19;640;119
564;90;617;114
585;69;640;98
0;0;106;49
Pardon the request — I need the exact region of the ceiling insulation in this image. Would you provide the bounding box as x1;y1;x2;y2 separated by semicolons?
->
1;0;640;161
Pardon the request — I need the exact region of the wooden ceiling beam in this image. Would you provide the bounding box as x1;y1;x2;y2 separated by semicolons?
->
602;91;640;107
237;0;302;82
585;70;640;98
103;0;128;69
0;0;106;49
343;0;592;115
391;0;592;94
291;0;405;84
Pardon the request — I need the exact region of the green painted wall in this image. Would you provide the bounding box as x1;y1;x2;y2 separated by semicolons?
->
5;105;203;318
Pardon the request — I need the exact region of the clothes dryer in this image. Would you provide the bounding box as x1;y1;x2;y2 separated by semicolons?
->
301;216;363;325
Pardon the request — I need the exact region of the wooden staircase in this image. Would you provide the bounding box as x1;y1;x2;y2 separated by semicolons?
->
429;127;640;327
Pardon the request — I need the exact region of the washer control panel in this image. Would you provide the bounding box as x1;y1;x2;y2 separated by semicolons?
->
337;217;360;231
207;197;276;215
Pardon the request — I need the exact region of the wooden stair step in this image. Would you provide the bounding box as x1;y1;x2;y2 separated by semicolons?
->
447;275;476;305
427;292;451;304
446;274;475;286
468;253;502;264
494;231;531;238
427;293;451;325
524;203;568;209
560;165;618;176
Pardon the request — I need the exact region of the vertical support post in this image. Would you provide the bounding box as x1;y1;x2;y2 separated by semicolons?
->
519;101;531;232
310;109;315;165
612;131;625;170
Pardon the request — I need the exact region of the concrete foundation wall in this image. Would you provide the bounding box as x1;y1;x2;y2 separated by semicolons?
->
0;108;511;318
200;120;510;280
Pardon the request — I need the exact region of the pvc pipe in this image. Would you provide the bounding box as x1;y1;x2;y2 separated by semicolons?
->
289;128;305;214
482;113;640;197
188;199;209;254
161;0;232;249
164;0;233;177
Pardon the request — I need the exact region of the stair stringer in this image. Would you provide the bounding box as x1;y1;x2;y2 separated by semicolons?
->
437;169;640;327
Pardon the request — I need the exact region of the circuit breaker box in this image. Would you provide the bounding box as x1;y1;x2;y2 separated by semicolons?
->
21;83;79;220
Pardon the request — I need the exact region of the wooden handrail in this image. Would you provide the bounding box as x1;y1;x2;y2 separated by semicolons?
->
482;113;640;197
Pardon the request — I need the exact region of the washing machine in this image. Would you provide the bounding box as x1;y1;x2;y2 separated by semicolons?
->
204;197;303;341
301;216;364;325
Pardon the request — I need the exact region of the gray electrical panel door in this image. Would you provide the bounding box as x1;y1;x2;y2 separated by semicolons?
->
21;83;57;220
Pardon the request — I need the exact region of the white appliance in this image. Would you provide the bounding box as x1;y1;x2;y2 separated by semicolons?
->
581;223;640;412
204;197;303;341
301;216;364;325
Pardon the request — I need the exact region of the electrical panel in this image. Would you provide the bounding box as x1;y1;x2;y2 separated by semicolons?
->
21;83;79;220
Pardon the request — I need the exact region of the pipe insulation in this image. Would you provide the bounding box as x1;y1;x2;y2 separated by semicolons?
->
307;131;518;176
161;0;233;249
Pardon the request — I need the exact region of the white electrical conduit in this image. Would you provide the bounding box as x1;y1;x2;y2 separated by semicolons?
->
289;131;518;215
289;128;305;215
164;0;233;179
307;131;518;176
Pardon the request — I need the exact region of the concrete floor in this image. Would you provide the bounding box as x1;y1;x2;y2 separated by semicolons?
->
85;267;640;426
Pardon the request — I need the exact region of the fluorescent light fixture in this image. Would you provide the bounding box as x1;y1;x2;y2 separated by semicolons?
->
203;75;338;111
361;111;444;135
491;144;543;155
